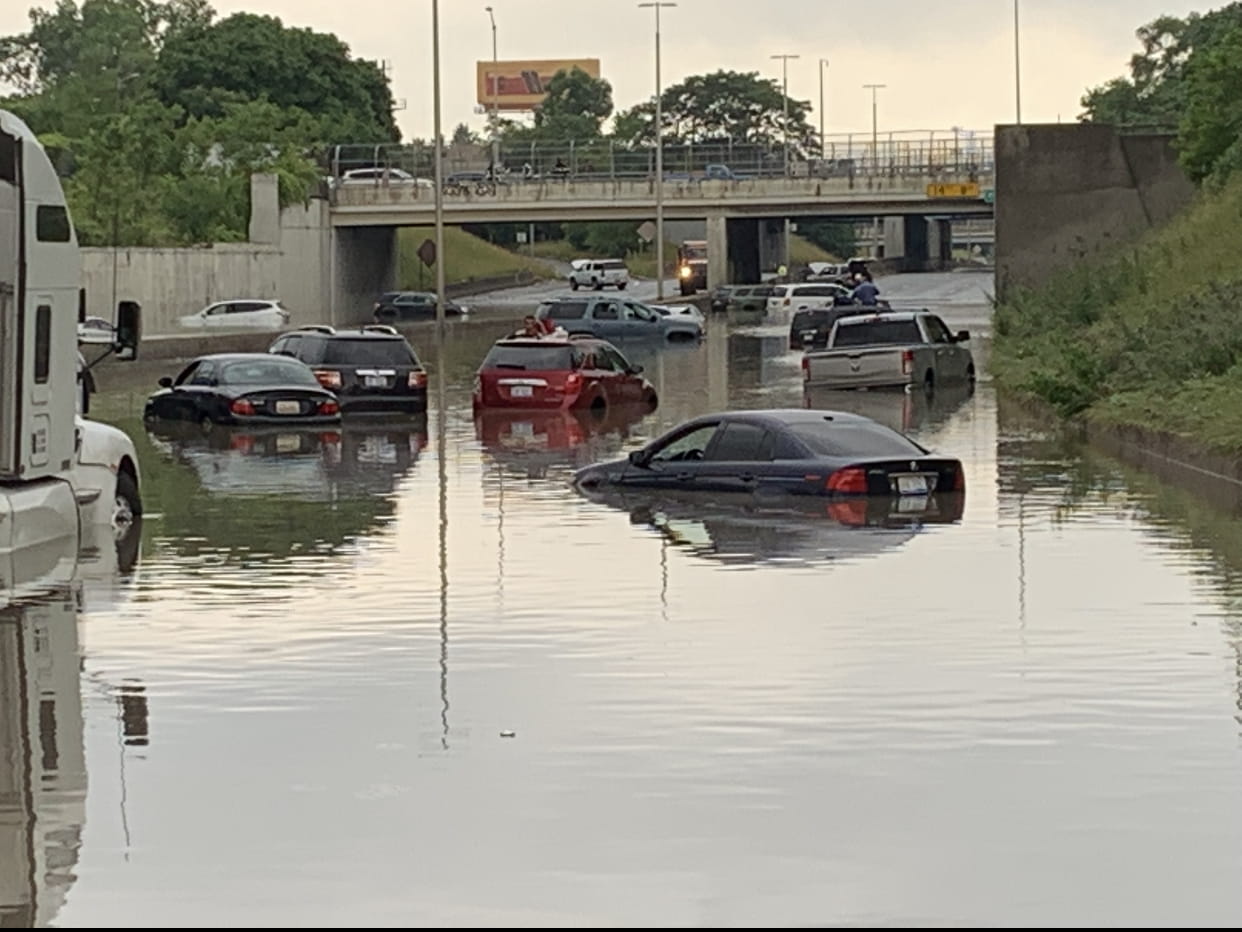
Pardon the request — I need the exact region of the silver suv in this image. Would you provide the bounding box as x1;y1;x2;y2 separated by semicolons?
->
536;296;702;342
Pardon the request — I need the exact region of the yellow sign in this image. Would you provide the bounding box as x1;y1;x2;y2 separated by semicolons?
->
476;58;602;111
926;182;982;199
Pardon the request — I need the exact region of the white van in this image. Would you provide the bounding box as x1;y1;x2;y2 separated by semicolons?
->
569;259;629;291
767;283;854;314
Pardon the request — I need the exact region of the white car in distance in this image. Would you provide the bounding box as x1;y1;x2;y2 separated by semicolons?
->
179;299;291;331
338;167;434;189
77;316;116;345
649;303;706;325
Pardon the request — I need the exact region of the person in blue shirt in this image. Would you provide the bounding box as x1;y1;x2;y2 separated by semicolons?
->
852;274;881;306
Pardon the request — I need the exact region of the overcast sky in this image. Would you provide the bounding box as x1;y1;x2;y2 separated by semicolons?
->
0;0;1215;139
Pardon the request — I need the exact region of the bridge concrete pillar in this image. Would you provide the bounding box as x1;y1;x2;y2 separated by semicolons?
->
902;216;930;271
758;220;784;275
883;217;905;259
928;218;953;270
726;218;761;284
332;227;400;326
705;214;729;290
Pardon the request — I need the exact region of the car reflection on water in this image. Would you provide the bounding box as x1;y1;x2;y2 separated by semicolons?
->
803;381;975;436
145;417;428;502
578;487;964;567
475;404;654;479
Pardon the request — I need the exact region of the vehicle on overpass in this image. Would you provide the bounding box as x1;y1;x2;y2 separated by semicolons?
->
801;311;975;394
0;108;145;570
677;240;708;296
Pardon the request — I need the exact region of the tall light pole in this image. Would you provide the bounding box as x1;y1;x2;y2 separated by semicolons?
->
771;53;799;176
485;6;499;170
1013;0;1022;125
432;0;446;333
639;2;675;300
863;83;886;171
818;58;829;161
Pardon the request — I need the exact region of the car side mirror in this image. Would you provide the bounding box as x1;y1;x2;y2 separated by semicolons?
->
115;300;141;361
158;376;173;389
955;330;970;342
628;449;651;468
629;364;644;375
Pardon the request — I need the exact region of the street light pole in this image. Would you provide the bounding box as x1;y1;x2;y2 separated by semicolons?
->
485;6;499;170
1013;0;1022;125
771;54;799;176
818;58;829;161
863;83;886;172
639;2;676;300
432;0;446;334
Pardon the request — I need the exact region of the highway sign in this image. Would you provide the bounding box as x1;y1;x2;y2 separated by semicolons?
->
926;182;982;199
636;221;657;244
417;238;437;268
983;187;995;204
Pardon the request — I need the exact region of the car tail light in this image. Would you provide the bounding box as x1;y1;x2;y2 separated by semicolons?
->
826;467;869;494
565;372;583;393
318;399;340;416
230;398;255;416
801;355;809;380
408;370;428;389
473;375;482;396
314;369;342;389
901;350;914;376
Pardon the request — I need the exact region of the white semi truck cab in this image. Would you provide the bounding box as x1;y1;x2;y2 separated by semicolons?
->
0;109;143;596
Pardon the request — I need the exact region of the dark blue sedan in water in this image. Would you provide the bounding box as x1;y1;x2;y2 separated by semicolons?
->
572;409;965;500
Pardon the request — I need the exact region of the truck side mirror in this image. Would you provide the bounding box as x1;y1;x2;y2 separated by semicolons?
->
955;330;970;343
115;301;141;361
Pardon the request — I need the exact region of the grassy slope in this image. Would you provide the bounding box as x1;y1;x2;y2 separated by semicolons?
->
398;227;553;290
993;176;1242;456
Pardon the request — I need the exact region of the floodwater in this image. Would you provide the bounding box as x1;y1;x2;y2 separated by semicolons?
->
6;272;1242;927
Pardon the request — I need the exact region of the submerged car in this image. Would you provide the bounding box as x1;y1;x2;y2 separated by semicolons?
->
143;353;342;427
373;291;468;322
473;334;658;412
269;325;428;414
535;296;702;342
649;303;706;325
572;409;965;503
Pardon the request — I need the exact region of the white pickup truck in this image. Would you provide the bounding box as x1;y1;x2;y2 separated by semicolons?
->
801;310;975;393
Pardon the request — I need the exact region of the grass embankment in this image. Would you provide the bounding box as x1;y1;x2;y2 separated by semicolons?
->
397;227;554;290
525;234;835;280
993;176;1242;457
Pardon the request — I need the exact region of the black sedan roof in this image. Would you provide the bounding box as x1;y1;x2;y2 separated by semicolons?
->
685;408;879;428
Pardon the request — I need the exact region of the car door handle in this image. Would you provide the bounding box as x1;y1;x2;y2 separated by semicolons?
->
676;472;694;481
738;473;755;483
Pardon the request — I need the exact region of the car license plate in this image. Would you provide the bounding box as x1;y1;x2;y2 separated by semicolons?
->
509;385;533;398
275;400;301;415
364;375;387;388
276;434;301;453
896;475;929;495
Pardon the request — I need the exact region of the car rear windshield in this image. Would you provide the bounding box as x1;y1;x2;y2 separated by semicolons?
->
540;301;589;320
322;338;417;366
789;421;924;458
832;319;923;347
792;310;832;329
482;344;575;370
220;359;319;387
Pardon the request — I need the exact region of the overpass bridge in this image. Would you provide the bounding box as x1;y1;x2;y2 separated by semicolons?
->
278;132;996;319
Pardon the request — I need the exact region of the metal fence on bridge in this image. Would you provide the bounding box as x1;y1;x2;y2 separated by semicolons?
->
325;128;994;197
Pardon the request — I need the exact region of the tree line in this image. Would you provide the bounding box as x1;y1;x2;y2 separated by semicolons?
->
1081;2;1242;184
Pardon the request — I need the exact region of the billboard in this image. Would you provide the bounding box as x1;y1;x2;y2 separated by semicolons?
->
476;58;602;111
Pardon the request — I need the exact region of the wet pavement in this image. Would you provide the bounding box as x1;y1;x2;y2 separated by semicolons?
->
6;271;1242;926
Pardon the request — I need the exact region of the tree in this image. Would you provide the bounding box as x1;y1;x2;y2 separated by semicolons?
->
796;220;856;260
532;67;613;141
1178;24;1242;182
1081;5;1242;126
152;12;398;142
451;122;480;146
613;70;815;151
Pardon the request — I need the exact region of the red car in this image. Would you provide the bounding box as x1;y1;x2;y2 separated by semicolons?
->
472;335;659;412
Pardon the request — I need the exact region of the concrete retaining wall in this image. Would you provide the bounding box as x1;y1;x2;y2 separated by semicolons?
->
995;124;1195;298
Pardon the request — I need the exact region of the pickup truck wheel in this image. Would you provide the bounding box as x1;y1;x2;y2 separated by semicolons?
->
617;281;627;290
922;373;936;398
643;390;659;410
591;278;602;290
114;470;142;528
569;279;580;291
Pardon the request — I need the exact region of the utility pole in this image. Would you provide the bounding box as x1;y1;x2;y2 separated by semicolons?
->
863;83;886;172
432;0;446;334
771;54;800;176
639;2;676;299
485;6;500;171
1014;0;1023;125
818;58;829;161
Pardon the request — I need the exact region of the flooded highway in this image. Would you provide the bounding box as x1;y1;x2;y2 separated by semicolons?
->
8;272;1242;926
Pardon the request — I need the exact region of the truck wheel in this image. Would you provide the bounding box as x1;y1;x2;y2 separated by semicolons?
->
114;470;142;527
617;281;627;290
570;279;580;291
643;390;659;410
591;278;602;291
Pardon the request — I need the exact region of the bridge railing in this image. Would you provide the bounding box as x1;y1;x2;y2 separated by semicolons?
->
326;130;993;196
